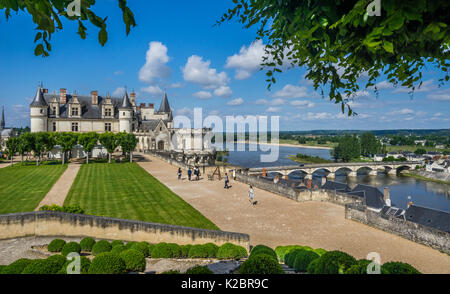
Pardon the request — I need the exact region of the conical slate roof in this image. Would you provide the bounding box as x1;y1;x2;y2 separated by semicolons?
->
120;90;132;109
30;85;48;107
1;106;5;129
158;92;171;113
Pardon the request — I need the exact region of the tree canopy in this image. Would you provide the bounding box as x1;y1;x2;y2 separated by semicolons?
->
219;0;450;114
0;0;136;57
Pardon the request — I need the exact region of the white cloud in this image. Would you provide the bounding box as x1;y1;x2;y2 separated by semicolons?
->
427;89;450;101
182;55;229;89
213;86;233;98
434;112;443;117
193;91;212;99
346;90;371;99
112;87;125;97
227;98;244;106
290;100;315;109
388;108;415;115
176;107;193;116
141;85;163;97
374;80;393;90
393;79;436;93
170;82;183;88
225;40;266;80
273;84;309;99
255;99;269;105
138;42;171;84
266;107;281;113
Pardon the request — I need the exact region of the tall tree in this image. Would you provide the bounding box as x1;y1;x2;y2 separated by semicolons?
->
219;1;449;114
20;132;35;161
32;132;49;165
100;132;119;163
78;132;99;164
360;132;381;157
55;132;78;165
118;132;138;163
335;134;361;162
5;137;18;165
0;0;136;57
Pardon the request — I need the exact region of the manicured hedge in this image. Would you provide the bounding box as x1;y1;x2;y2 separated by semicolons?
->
131;242;150;257
92;240;112;256
313;248;327;256
111;245;127;255
185;266;214;274
80;237;96;252
151;243;174;258
61;242;81;257
203;243;219;258
345;259;372;274
307;258;320;274
239;254;285;274
22;259;60;274
285;249;304;268
181;245;192;258
168;243;182;258
48;239;66;252
381;262;421;274
47;255;67;270
250;245;278;261
88;252;126;274
188;245;209;258
217;243;248;260
2;258;32;274
111;240;124;248
293;250;320;273
58;256;91;274
125;241;138;250
275;245;304;263
120;249;146;272
313;251;357;274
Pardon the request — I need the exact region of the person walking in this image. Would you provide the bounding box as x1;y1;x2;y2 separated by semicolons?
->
248;185;256;206
195;166;200;181
224;173;230;189
187;167;192;181
232;169;236;180
177;168;182;180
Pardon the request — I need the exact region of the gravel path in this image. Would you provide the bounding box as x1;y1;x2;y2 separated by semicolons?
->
138;154;450;274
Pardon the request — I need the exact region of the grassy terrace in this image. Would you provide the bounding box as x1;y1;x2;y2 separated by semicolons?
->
0;163;67;214
64;163;219;230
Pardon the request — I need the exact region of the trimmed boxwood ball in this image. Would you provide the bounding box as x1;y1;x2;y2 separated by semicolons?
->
250;245;278;261
92;240;112;256
239;254;285;274
61;242;81;257
381;262;421;274
47;255;67;270
313;248;327;256
307;258;320;274
185;266;213;274
314;251;357;274
88;252;126;274
168;243;182;258
80;237;96;252
119;249;146;272
111;245;127;255
181;245;192;258
345;259;372;274
275;245;303;263
22;259;60;274
58;256;91;274
188;245;209;258
131;242;150;257
203;243;219;258
217;243;248;260
147;244;156;257
125;241;138;250
151;243;173;258
48;239;66;252
111;240;124;248
285;249;304;268
2;258;32;274
293;250;320;273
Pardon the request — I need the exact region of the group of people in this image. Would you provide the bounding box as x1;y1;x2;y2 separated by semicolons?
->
177;166;201;181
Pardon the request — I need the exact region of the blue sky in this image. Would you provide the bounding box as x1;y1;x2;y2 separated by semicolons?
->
0;0;449;130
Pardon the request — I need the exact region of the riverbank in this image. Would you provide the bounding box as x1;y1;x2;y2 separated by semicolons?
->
233;140;333;150
403;171;450;185
288;154;333;164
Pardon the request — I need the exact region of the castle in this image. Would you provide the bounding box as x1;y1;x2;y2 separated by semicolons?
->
0;106;14;151
30;84;215;165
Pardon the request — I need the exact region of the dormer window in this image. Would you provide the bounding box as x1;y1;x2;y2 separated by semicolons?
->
72;107;79;116
105;108;112;117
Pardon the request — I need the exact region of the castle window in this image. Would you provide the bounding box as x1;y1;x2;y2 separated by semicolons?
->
52;107;56;115
105;123;111;132
40;109;43;114
71;122;79;132
52;122;57;132
72;107;79;116
105;108;112;117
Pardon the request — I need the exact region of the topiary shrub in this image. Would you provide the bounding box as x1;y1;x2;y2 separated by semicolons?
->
313;248;327;256
47;255;67;270
203;243;219;258
160;270;180;274
188;245;209;258
58;256;91;274
22;259;59;274
111;240;124;248
92;240;112;256
285;249;304;268
185;266;213;274
168;243;182;258
125;241;138;250
217;243;248;260
147;244;156;257
111;245;127;255
151;243;173;258
381;262;421;274
80;237;96;252
88;252;126;274
275;245;303;263
119;249;146;273
2;258;32;274
238;254;285;274
293;250;320;273
307;258;320;274
313;251;357;274
61;242;81;257
250;245;278;261
39;204;85;214
48;239;66;252
181;245;193;258
345;259;372;274
131;242;150;257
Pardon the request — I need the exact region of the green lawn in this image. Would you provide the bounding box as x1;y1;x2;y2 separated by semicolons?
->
64;163;219;230
0;164;68;214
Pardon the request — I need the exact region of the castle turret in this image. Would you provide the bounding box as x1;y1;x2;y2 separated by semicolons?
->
1;106;5;130
119;89;132;133
30;84;48;133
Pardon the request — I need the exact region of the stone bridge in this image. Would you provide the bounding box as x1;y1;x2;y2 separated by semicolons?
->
247;161;421;180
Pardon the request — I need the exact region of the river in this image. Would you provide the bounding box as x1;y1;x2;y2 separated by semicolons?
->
217;143;450;212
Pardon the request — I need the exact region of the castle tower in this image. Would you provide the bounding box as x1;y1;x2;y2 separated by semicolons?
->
30;84;48;133
119;89;132;133
158;92;173;127
0;106;5;130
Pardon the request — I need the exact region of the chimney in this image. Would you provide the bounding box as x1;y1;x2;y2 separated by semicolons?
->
91;90;98;105
130;91;136;105
148;103;154;108
60;88;67;104
384;187;391;206
43;89;48;94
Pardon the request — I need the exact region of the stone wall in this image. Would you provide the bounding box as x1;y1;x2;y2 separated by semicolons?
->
345;203;450;254
0;212;250;250
235;172;361;206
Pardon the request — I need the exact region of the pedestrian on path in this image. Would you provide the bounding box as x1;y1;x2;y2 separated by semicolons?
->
224;173;230;189
177;168;182;180
232;169;236;180
188;167;192;181
248;185;257;206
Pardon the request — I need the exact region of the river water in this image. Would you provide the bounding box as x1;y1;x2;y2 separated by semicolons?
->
218;143;450;212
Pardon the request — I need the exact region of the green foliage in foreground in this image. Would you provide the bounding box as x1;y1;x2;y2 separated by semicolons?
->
239;254;284;274
119;250;146;272
217;243;248;260
39;204;85;214
92;240;112;256
47;239;66;252
381;262;421;274
64;163;219;230
88;252;126;274
80;237;96;252
61;242;81;257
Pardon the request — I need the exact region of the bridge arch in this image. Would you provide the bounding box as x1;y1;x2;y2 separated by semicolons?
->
334;167;353;175
355;166;375;174
396;165;412;173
